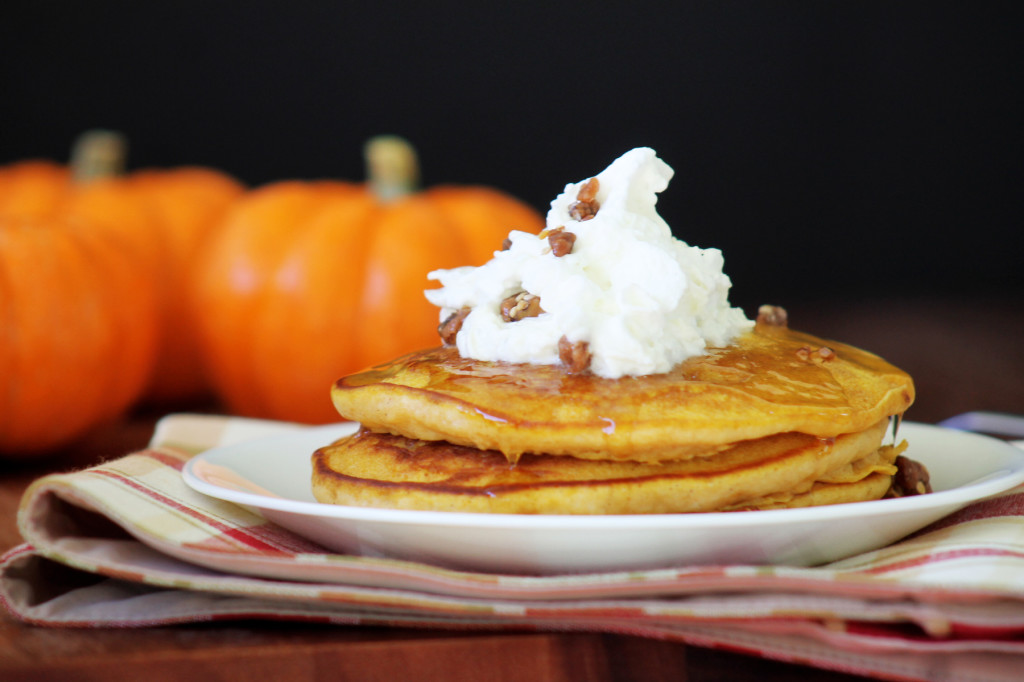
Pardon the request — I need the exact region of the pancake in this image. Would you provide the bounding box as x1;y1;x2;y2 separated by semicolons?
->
720;473;896;512
331;320;914;464
311;418;898;514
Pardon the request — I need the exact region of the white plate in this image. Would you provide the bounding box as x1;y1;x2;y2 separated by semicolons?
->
183;422;1024;575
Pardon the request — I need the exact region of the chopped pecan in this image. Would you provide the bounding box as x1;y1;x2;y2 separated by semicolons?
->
500;292;543;322
438;307;471;345
558;336;591;373
885;455;932;497
547;227;577;257
577;176;599;202
568;177;600;221
756;304;788;327
796;345;836;362
501;237;512;251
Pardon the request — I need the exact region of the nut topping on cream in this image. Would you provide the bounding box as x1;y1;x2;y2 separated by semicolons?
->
558;336;592;373
500;292;543;322
425;148;753;378
568;177;600;221
438;307;471;346
546;227;577;257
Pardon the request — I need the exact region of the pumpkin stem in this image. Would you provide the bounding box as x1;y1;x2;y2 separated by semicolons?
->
364;135;419;202
70;129;127;183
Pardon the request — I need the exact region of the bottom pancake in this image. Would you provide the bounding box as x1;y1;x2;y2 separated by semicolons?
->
311;419;900;514
721;473;896;511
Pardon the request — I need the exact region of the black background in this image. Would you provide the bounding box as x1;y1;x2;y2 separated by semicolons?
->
3;1;1021;314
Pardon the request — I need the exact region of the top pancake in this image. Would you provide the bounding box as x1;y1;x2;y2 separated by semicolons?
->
331;320;914;463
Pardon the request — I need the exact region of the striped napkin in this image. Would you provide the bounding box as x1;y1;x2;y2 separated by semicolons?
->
3;414;1024;682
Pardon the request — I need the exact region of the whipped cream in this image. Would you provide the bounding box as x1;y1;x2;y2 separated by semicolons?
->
424;148;752;378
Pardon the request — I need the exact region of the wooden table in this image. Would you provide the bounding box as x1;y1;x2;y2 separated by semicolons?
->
2;296;1021;681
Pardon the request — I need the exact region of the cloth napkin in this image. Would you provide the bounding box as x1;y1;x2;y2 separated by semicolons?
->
3;414;1024;682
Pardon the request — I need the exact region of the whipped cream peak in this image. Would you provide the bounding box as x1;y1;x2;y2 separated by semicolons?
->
425;147;752;378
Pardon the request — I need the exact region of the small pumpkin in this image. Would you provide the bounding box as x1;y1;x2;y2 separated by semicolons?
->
62;130;247;403
127;164;245;404
0;133;161;456
194;136;544;423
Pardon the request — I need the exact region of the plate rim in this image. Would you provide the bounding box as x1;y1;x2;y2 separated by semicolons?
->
182;421;1024;530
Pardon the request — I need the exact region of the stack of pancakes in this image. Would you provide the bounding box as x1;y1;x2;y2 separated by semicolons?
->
313;308;924;515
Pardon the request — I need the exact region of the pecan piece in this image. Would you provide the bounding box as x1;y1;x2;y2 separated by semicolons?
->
577;176;599;202
438;307;471;345
500;292;543;322
547;227;577;257
568;177;600;221
796;345;836;362
756;304;788;327
501;237;512;251
885;456;933;498
558;336;591;373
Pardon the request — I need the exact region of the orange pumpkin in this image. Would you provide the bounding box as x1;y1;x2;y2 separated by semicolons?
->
128;166;245;403
194;136;544;423
0;137;161;455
